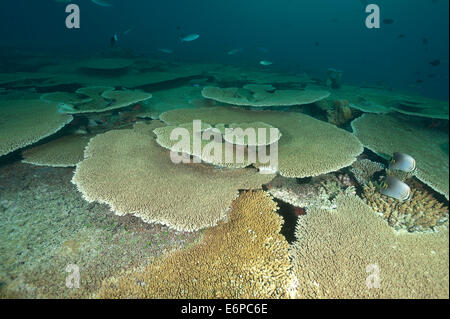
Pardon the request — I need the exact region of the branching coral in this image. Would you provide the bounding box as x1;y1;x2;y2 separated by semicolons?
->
362;179;448;232
349;158;385;186
291;194;449;298
94;191;296;299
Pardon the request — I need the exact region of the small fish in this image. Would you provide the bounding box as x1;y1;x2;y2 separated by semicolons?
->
91;0;112;7
258;47;269;53
382;18;395;24
58;103;76;114
416;79;424;84
110;34;118;48
422;38;429;45
380;176;412;201
389;152;416;173
158;48;173;54
315;41;320;47
227;48;243;55
123;28;133;35
429;59;441;66
428;74;436;78
260;60;273;66
180;34;200;42
397;34;406;38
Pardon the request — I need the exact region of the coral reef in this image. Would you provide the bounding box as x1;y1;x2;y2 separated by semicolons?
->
72;123;273;231
326;99;358;126
95;191;296;299
352;113;449;199
22;134;93;167
0;99;73;157
160;107;363;178
0;161;201;298
201;86;330;107
290;194;449;298
362;179;448;232
266;173;355;211
349;158;385;186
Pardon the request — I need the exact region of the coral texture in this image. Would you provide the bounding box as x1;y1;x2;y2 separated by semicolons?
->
0;99;73;157
72;124;273;231
291;194;449;298
95;191;296;299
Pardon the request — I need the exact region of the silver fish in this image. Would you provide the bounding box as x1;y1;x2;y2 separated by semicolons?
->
227;48;243;55
158;48;173;54
260;60;273;66
380;176;412;201
181;34;200;42
389;152;416;172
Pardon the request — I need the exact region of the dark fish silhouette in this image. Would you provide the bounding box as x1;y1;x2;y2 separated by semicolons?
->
315;41;320;47
416;79;424;84
383;18;395;24
397;34;406;38
110;34;118;48
429;59;441;66
422;38;429;45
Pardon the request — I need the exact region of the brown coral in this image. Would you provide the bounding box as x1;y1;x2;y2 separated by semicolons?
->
95;191;296;299
362;179;448;232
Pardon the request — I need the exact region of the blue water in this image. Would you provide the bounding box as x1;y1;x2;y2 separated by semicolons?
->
0;0;448;99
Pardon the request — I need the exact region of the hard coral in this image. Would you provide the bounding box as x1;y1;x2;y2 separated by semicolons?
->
95;191;296;299
362;179;448;232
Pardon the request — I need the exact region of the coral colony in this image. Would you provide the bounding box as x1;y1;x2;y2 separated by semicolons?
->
0;1;448;300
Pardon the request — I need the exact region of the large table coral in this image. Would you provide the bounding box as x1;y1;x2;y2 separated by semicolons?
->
160;107;363;178
352;113;449;199
291;194;449;298
0;99;73;157
72;123;273;232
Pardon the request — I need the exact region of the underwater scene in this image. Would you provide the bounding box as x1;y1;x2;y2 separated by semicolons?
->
0;0;448;301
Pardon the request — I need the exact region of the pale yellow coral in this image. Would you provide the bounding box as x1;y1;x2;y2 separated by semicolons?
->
201;86;330;107
291;194;449;298
160;107;363;178
362;180;448;232
72;124;273;231
22;134;93;167
95;191;295;299
352;114;449;199
0;99;73;157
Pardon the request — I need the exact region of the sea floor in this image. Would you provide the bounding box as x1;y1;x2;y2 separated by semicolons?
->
0;50;448;298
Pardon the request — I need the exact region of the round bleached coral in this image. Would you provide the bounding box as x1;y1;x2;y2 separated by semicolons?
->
201;86;330;107
0;99;73;157
72;124;273;231
160;107;363;178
